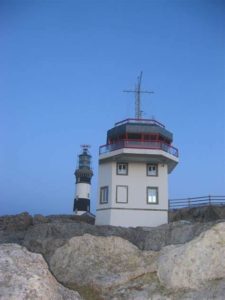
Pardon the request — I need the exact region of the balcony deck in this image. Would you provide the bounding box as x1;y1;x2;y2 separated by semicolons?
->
99;140;179;157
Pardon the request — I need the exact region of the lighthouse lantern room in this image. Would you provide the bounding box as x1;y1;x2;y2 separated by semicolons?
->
95;73;179;227
73;145;93;215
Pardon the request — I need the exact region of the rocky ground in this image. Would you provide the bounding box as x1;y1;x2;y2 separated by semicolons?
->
1;205;225;300
0;243;81;300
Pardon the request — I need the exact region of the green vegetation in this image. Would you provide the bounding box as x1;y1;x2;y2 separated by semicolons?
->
66;282;104;300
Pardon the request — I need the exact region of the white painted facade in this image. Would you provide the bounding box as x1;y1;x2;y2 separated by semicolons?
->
75;210;87;216
75;182;91;200
95;147;178;227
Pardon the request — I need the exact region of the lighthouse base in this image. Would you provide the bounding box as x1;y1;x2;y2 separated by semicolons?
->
95;208;168;227
73;198;90;214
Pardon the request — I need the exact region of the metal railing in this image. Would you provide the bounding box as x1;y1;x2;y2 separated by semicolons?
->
99;140;179;157
114;118;165;128
169;195;225;210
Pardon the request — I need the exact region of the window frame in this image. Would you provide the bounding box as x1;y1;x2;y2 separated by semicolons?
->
146;187;159;205
100;186;109;204
146;164;158;177
116;162;128;176
116;185;128;203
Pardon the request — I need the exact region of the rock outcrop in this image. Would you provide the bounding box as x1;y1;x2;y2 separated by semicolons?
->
1;208;223;256
20;220;215;264
0;212;33;231
1;210;225;299
158;222;225;290
0;243;81;300
48;223;225;299
50;234;158;290
0;212;33;245
169;205;225;222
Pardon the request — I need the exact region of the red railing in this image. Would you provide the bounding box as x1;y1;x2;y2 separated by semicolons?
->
99;140;179;157
114;118;165;128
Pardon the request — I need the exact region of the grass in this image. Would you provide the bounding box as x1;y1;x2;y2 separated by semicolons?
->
66;282;104;300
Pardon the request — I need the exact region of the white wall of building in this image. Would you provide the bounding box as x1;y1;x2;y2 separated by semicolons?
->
108;209;167;227
111;162;168;210
95;209;112;225
76;182;91;199
95;160;169;227
96;161;113;208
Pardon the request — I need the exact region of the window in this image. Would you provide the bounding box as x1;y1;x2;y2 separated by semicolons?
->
147;187;158;204
100;186;108;204
147;164;158;176
127;133;141;140
116;185;128;203
117;163;128;175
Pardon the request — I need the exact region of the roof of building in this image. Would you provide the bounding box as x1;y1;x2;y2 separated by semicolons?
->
107;118;173;142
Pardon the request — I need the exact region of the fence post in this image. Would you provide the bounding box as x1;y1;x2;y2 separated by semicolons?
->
188;198;191;208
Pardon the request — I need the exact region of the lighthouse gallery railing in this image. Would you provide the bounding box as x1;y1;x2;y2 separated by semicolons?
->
99;140;179;157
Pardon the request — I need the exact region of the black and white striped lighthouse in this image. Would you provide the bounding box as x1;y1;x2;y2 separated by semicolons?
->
73;145;93;215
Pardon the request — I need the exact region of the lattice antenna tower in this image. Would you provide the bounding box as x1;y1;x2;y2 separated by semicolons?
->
123;72;154;119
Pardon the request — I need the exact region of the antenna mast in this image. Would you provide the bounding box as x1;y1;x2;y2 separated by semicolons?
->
124;72;154;119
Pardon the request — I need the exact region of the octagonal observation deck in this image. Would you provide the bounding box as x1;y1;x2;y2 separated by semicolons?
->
99;118;179;173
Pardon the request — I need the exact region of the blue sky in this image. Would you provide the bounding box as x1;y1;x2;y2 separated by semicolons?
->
0;0;224;215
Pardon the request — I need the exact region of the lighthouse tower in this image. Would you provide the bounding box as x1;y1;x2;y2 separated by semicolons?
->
95;74;179;227
73;145;93;215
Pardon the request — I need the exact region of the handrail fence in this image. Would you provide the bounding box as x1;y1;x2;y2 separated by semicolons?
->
99;140;179;157
169;195;225;210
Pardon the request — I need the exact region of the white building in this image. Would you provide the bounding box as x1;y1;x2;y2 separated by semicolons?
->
95;118;179;227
